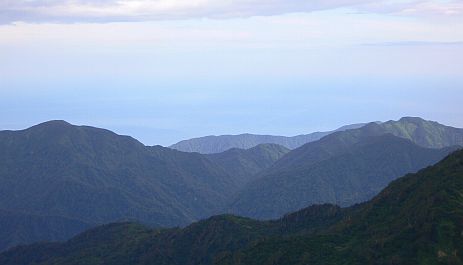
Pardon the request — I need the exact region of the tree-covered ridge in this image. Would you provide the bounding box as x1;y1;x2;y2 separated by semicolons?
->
0;121;294;251
0;118;461;253
2;149;462;265
229;148;463;264
229;131;459;219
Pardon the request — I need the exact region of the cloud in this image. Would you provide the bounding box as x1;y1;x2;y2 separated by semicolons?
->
0;0;462;24
398;1;463;16
362;41;463;46
0;0;379;23
358;0;463;16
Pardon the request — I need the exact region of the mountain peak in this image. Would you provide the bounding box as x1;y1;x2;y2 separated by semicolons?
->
29;120;73;130
398;116;426;123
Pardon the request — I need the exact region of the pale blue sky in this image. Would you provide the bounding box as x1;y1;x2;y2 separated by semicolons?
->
1;0;462;145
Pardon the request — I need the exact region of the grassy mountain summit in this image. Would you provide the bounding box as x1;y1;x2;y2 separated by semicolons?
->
379;116;463;148
2;149;462;265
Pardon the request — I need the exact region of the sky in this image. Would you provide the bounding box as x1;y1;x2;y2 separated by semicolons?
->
1;0;463;146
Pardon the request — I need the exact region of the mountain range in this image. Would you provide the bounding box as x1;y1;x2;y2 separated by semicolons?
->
0;121;289;251
169;123;368;154
0;117;462;252
2;148;462;265
228;121;461;219
171;117;463;154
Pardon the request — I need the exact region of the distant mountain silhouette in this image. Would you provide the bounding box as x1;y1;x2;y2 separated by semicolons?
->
169;123;368;154
171;117;463;154
3;149;462;265
0;117;461;251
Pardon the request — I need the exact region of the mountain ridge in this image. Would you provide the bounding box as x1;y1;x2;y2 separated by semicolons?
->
228;122;461;219
1;117;462;252
0;121;293;251
169;123;369;154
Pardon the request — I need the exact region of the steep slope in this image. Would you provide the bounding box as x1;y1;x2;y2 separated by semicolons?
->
0;121;236;250
206;144;290;187
169;123;367;154
229;124;459;219
2;150;462;265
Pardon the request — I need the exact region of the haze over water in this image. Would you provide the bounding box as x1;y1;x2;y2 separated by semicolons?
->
1;0;462;145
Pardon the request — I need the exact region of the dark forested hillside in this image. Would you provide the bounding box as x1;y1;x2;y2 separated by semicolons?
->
0;121;294;251
0;120;236;226
2;149;462;265
0;209;93;252
0;121;238;250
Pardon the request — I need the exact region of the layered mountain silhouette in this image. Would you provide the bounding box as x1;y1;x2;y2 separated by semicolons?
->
169;123;368;154
0;117;461;252
2;149;462;265
228;120;461;219
171;117;463;154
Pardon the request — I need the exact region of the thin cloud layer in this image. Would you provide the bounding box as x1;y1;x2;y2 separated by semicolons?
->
0;0;462;23
0;0;369;23
359;0;463;16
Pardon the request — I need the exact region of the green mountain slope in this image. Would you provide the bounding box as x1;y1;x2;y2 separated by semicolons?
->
0;120;237;225
229;130;459;219
2;150;462;265
0;121;238;250
0;121;292;251
228;149;463;265
169;123;367;154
